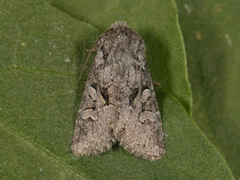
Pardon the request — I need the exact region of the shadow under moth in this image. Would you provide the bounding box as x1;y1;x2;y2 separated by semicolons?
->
72;22;165;161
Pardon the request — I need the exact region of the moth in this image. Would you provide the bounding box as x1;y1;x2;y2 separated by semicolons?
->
72;22;165;161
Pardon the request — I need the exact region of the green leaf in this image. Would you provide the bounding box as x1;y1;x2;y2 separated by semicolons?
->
0;0;234;179
176;1;240;179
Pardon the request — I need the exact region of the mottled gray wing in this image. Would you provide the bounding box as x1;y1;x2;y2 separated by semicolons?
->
71;53;115;156
116;62;165;161
106;23;165;161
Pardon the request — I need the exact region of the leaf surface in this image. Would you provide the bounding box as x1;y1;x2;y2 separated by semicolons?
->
0;0;234;179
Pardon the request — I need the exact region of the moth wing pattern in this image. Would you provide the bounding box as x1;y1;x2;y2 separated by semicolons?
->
116;62;165;161
71;55;115;156
108;23;165;161
72;22;165;161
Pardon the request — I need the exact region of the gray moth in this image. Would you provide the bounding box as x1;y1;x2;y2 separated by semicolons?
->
72;22;165;161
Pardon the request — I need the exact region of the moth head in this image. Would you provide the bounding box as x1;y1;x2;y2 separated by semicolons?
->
111;21;128;30
98;22;146;62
